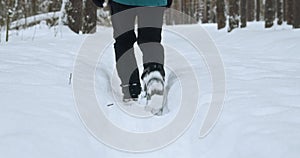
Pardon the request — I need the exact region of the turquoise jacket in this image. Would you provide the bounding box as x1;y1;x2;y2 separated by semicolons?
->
112;0;167;6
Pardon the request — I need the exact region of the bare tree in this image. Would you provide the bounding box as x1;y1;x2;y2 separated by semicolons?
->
5;0;13;42
32;0;37;15
293;0;300;28
194;0;201;22
277;0;283;25
208;0;213;23
247;0;255;21
0;0;5;27
228;0;239;32
240;0;247;27
202;0;211;23
283;0;286;21
286;0;293;25
210;0;216;23
256;0;260;21
216;0;226;29
265;0;275;28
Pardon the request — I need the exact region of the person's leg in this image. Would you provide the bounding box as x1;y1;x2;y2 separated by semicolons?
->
111;2;141;99
137;7;166;78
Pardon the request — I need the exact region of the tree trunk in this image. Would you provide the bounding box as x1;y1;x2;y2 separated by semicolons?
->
240;0;247;27
265;0;275;28
5;0;12;42
210;0;216;23
293;0;300;28
216;0;226;29
6;12;10;42
277;0;283;25
228;0;239;32
205;0;212;23
286;0;293;25
175;0;183;24
283;0;286;21
256;0;260;21
32;0;37;15
194;0;201;22
247;0;255;21
202;0;210;23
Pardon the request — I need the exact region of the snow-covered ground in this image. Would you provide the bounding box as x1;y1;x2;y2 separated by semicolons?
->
0;22;300;158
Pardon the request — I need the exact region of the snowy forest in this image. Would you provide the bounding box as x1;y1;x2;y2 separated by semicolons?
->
1;0;300;40
169;0;300;31
1;0;300;157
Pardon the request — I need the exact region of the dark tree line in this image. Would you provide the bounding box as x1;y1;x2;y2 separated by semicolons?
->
165;0;201;24
165;0;300;31
193;0;300;31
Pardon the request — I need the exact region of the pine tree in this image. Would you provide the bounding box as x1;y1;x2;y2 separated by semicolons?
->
240;0;247;27
216;0;226;29
265;0;275;28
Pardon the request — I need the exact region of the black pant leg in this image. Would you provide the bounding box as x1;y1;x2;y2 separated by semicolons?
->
137;7;165;74
110;2;140;85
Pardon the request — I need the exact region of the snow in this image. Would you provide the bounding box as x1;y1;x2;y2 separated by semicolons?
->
0;22;300;158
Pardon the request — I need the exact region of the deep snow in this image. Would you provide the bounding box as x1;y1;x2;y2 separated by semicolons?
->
0;22;300;158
